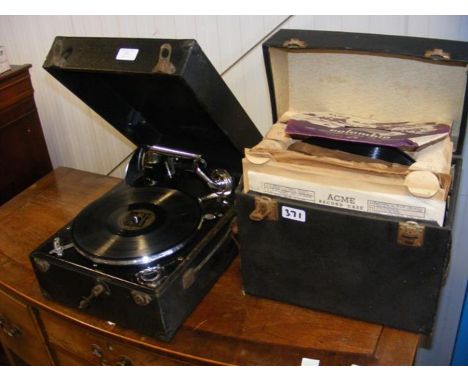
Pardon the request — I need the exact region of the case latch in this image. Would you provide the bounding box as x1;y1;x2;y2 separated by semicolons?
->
397;221;425;247
249;196;278;221
424;48;451;61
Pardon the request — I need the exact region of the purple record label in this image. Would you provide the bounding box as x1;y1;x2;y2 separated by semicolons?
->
285;112;451;151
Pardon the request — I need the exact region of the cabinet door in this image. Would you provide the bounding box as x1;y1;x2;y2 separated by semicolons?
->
0;288;53;365
0;110;52;204
0;65;52;205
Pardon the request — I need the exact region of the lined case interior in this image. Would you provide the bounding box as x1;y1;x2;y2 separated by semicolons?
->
269;48;467;150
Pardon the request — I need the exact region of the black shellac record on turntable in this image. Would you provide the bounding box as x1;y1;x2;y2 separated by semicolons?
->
72;187;202;266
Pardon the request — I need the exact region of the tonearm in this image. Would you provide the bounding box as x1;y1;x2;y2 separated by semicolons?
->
125;144;233;201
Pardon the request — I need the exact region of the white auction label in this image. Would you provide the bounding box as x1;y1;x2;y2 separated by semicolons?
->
116;48;139;61
301;357;320;366
281;206;306;222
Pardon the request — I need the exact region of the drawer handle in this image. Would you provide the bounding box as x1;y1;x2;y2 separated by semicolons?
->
91;344;133;366
91;344;104;358
115;356;132;366
91;344;109;366
0;315;22;338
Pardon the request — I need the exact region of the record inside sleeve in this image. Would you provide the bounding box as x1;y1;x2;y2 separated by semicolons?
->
71;186;201;266
302;137;415;166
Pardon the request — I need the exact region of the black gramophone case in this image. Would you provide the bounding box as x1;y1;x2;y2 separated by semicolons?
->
30;36;261;341
236;30;468;334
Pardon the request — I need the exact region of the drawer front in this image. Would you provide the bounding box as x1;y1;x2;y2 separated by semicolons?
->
0;70;33;111
51;345;94;366
0;289;53;365
0;96;36;128
41;311;192;366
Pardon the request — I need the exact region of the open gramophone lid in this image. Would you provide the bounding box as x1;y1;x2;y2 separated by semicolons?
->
71;186;201;266
43;37;262;175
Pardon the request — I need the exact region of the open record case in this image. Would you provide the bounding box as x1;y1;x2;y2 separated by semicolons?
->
236;29;468;334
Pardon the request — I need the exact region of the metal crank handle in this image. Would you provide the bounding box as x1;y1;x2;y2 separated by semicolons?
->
78;283;108;310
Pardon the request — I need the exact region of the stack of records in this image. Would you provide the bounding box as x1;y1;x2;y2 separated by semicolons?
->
243;111;453;226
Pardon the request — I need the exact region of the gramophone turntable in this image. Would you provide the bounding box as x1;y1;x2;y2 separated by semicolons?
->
29;36;261;341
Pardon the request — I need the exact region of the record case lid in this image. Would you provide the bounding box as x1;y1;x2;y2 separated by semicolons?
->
43;36;261;172
262;29;468;156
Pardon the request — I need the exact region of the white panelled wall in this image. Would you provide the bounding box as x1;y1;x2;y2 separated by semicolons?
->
0;15;467;365
0;15;290;176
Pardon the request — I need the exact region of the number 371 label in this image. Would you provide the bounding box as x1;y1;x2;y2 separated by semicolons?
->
281;206;306;222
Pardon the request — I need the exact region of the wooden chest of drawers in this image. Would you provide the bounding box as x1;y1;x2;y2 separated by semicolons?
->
41;311;194;366
0;64;52;205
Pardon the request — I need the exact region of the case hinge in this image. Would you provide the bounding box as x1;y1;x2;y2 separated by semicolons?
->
249;196;278;221
397;221;425;247
153;43;176;74
424;48;451;61
282;38;307;49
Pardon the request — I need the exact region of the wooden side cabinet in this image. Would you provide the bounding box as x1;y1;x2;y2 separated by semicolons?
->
0;64;52;205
